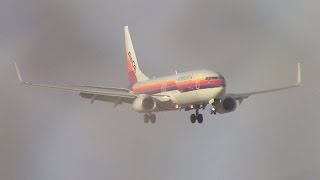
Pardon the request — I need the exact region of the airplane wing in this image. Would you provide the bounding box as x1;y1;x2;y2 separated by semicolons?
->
14;62;137;106
226;63;301;104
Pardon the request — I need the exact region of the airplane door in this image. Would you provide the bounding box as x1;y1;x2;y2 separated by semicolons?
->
196;75;201;89
161;82;167;92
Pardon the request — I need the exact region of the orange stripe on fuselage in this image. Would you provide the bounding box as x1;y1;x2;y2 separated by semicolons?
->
133;80;176;91
132;78;225;95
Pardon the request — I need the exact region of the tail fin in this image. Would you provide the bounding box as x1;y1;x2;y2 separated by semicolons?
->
124;26;149;86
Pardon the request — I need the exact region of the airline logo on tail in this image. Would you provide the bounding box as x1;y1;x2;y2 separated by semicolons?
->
128;52;136;73
127;51;138;85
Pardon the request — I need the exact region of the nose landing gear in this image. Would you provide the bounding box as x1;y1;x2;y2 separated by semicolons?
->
210;107;217;115
210;99;217;115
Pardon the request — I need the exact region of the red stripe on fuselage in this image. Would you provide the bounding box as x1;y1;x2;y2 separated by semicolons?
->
132;78;225;95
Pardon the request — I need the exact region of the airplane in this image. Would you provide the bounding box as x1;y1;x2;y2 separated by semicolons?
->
14;26;302;124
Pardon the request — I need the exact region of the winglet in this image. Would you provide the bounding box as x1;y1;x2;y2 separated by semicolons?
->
14;62;23;82
297;63;302;85
14;62;31;85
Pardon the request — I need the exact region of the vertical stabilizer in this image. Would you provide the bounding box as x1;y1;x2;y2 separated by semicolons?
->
124;26;149;85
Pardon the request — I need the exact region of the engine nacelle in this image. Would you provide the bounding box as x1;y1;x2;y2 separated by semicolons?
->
132;95;157;112
216;96;237;114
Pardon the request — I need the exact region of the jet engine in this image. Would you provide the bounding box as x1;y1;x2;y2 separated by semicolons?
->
132;95;157;112
216;96;237;114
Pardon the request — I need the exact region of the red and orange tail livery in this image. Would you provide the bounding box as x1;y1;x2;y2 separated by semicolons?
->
124;26;149;86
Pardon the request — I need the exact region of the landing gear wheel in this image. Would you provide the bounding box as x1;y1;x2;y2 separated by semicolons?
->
197;114;203;123
144;114;149;123
190;114;196;123
150;114;156;123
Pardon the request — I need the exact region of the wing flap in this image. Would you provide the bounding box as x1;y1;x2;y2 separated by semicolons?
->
79;93;135;104
72;85;131;93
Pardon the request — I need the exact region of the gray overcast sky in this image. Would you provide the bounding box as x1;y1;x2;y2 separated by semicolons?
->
1;0;320;180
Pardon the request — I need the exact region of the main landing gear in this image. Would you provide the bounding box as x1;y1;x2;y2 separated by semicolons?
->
190;109;203;124
144;113;156;123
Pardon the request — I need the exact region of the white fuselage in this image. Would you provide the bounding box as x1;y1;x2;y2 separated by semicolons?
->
132;69;226;111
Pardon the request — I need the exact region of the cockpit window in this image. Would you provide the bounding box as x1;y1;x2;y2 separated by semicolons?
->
219;76;225;80
205;76;219;80
217;73;225;80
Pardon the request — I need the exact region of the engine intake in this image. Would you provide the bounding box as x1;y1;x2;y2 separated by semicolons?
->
216;96;237;114
132;95;157;112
